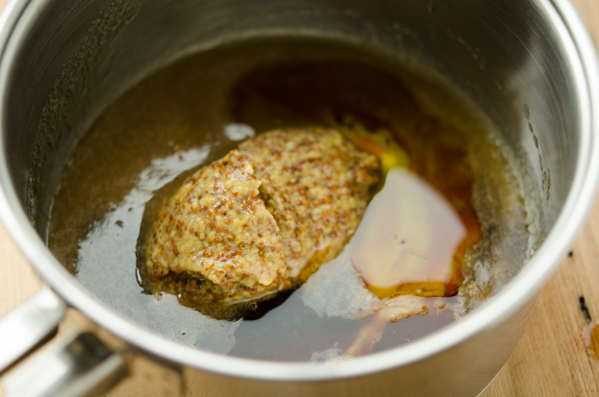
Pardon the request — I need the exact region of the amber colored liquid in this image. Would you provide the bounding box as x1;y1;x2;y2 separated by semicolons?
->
232;62;482;298
350;169;468;298
47;37;525;361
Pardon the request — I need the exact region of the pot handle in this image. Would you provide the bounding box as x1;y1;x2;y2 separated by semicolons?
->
4;331;129;397
1;288;183;397
0;286;66;374
0;287;133;397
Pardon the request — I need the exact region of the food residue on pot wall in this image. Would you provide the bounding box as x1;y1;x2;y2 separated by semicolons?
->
47;37;530;361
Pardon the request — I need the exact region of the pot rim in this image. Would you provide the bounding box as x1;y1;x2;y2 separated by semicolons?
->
0;0;597;382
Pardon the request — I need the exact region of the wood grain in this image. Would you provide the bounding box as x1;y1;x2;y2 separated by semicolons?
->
1;1;599;396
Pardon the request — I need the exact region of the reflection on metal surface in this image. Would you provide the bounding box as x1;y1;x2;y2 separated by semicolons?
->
0;287;65;374
5;332;128;397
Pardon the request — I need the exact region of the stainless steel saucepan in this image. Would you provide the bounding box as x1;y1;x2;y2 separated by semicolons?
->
0;0;598;396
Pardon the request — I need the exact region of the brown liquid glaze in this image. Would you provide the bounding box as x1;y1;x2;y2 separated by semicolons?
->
47;37;526;361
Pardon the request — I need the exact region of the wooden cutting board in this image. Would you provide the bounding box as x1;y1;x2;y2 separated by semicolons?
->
1;1;599;395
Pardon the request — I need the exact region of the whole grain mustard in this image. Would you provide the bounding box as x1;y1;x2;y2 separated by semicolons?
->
145;128;380;304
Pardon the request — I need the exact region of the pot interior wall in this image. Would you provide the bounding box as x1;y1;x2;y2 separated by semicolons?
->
2;0;580;279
